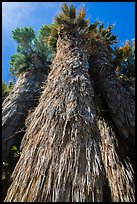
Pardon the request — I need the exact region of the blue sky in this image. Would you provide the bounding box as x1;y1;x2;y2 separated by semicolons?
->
2;2;135;83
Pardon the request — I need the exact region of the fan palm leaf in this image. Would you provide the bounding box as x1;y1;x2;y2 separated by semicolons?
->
69;5;76;19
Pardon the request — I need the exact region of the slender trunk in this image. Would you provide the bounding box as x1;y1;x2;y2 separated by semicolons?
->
88;41;135;158
5;29;105;202
2;67;48;162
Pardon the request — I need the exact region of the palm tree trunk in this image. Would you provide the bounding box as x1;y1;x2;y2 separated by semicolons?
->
88;41;135;158
98;116;135;202
91;79;135;202
4;30;105;202
2;67;48;162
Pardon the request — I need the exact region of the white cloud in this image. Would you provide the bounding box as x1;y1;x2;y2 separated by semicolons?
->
2;2;34;31
2;2;61;32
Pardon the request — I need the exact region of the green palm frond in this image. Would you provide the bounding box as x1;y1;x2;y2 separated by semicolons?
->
109;35;117;43
107;25;114;30
105;31;112;38
39;25;51;38
62;4;69;16
88;21;99;32
75;18;88;31
39;24;58;50
99;22;104;33
69;5;76;19
58;4;76;21
93;22;117;44
54;16;63;24
50;27;58;38
53;4;118;47
101;29;109;37
55;13;71;25
54;4;89;31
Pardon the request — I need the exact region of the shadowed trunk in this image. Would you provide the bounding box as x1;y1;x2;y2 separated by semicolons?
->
2;66;49;162
88;41;135;159
98;116;135;202
88;71;135;202
4;29;105;202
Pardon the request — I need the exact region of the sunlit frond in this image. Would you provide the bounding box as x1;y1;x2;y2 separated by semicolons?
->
99;22;104;33
54;16;63;24
69;5;76;19
62;4;69;16
88;21;99;33
78;8;86;19
109;35;117;43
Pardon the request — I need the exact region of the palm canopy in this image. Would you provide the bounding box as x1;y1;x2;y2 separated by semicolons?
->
54;4;89;31
40;4;117;53
113;40;135;78
9;27;51;77
112;40;135;90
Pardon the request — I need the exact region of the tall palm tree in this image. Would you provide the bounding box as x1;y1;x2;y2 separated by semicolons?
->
4;4;105;202
88;40;135;161
2;28;50;162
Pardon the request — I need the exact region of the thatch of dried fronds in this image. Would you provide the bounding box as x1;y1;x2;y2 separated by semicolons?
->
98;117;135;202
88;41;135;158
5;31;104;202
2;67;48;162
90;74;135;202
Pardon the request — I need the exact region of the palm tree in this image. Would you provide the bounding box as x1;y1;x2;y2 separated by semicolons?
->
88;39;135;162
113;40;135;97
2;28;50;162
98;117;135;202
91;85;135;202
4;4;105;202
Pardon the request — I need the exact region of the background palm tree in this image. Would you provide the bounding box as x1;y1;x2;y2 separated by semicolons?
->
2;27;50;162
88;39;135;163
98;117;135;202
113;40;135;96
92;85;135;202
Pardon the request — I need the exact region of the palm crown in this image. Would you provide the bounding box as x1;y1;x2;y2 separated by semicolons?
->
39;4;117;53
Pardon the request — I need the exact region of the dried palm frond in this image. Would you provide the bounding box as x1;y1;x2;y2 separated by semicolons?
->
91;76;135;202
89;41;135;159
2;64;49;162
98;117;135;202
78;8;86;19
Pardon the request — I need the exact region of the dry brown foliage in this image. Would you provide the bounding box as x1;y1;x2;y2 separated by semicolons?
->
89;41;135;159
2;67;48;162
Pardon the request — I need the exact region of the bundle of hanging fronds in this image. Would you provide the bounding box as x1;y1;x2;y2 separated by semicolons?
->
98;116;135;202
89;75;135;202
88;39;135;161
2;66;49;162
